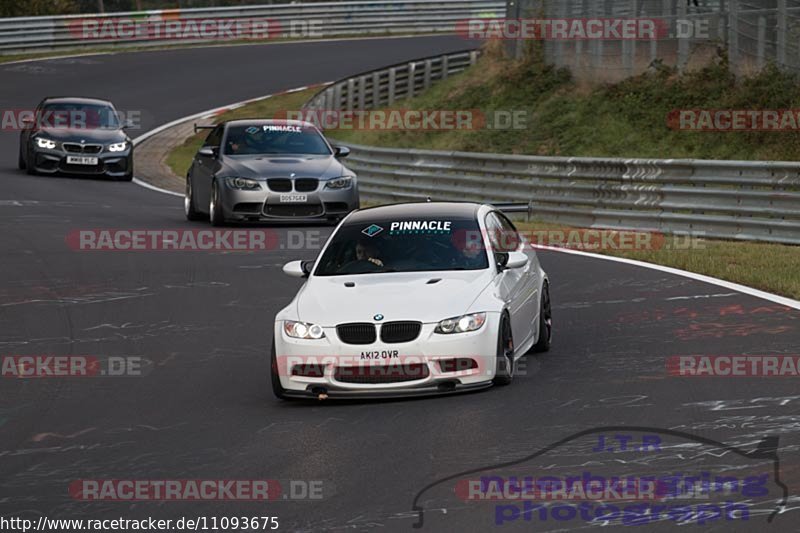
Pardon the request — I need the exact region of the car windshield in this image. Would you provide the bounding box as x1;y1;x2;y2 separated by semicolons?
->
39;103;120;129
314;218;489;276
223;124;331;155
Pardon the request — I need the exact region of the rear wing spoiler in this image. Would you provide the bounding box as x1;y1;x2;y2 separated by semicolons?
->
193;123;216;133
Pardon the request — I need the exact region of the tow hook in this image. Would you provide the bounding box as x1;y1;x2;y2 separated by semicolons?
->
311;387;328;401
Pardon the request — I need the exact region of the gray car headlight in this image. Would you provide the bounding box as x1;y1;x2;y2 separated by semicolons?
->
284;321;325;340
435;312;487;334
225;177;262;190
325;176;353;189
107;141;127;152
36;137;57;149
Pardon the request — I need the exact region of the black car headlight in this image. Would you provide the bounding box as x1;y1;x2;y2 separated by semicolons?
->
325;176;353;190
284;321;325;340
435;312;487;334
225;177;262;190
107;141;128;152
35;137;57;149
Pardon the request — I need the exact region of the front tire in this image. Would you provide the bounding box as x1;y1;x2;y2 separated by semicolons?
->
209;180;225;226
185;176;204;221
270;340;288;400
493;313;515;386
18;144;26;170
532;281;552;353
25;148;37;175
115;157;134;181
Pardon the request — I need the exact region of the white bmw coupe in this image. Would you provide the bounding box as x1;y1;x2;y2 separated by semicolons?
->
271;202;552;399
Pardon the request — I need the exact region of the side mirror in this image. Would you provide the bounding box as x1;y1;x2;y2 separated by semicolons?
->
198;146;217;158
283;260;313;278
505;251;529;270
334;145;350;159
21;116;34;126
495;251;528;271
121;119;135;130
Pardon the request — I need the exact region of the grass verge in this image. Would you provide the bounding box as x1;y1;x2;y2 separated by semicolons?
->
330;42;800;161
515;221;800;300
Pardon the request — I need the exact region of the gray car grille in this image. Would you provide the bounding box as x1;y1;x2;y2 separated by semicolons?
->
267;178;292;192
294;178;319;192
63;143;103;154
266;177;319;193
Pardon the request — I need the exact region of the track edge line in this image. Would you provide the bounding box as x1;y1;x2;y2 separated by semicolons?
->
532;244;800;311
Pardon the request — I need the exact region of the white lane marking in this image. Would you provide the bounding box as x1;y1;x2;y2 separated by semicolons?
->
665;292;740;301
1;51;119;66
131;177;183;198
130;83;330;199
532;244;800;311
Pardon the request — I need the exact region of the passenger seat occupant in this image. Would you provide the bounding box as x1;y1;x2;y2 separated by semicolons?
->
461;237;488;269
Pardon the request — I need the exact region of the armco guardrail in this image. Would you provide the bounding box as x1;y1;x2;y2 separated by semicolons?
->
304;50;479;111
0;1;503;54
302;52;800;245
332;145;800;245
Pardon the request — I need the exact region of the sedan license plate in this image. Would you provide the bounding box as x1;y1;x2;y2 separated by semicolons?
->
279;194;307;203
66;156;98;165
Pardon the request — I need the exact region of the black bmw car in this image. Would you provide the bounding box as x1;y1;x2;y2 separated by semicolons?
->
18;96;134;180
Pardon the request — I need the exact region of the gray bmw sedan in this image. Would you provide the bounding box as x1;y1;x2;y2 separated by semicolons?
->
185;120;359;225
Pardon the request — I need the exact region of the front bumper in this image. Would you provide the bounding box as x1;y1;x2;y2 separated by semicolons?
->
30;146;133;177
273;314;500;397
281;381;493;399
218;181;359;221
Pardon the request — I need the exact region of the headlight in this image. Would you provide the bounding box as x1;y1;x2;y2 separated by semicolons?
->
435;312;487;334
284;320;325;340
325;176;352;189
107;141;127;152
36;137;56;149
226;177;262;190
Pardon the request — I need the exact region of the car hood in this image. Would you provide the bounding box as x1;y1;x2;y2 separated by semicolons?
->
295;270;495;326
222;154;346;179
35;127;127;143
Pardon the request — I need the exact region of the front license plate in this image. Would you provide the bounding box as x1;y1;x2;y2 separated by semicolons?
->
360;350;400;360
279;194;308;203
66;156;98;165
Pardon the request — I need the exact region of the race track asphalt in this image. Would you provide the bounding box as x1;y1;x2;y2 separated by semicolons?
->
1;36;799;532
